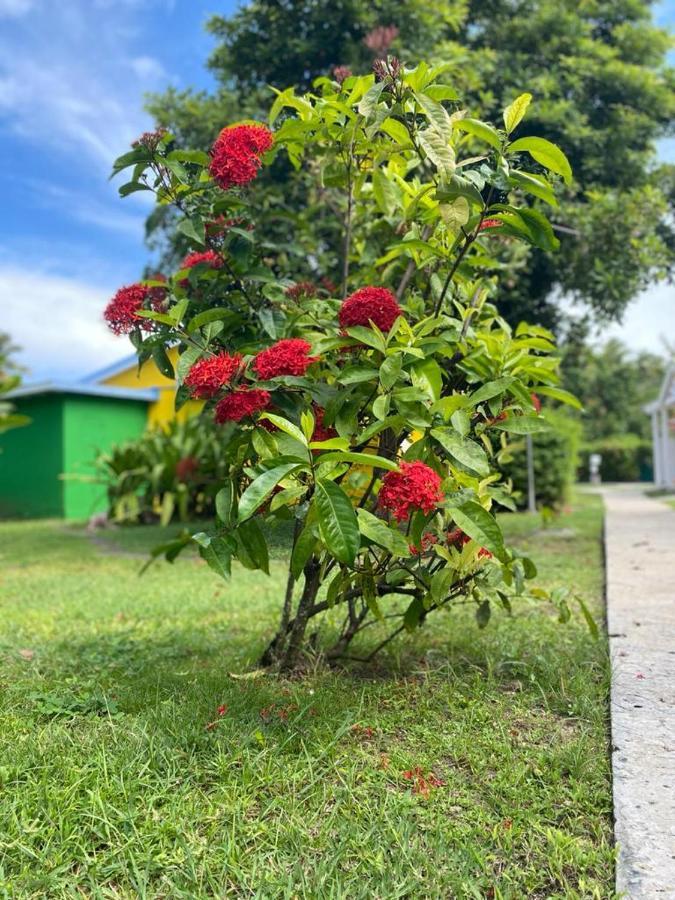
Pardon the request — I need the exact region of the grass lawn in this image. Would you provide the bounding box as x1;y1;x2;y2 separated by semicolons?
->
0;492;615;898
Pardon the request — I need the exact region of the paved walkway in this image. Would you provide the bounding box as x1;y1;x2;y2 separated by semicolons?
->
602;485;675;898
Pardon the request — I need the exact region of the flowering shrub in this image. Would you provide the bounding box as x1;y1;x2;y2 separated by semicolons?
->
108;60;583;669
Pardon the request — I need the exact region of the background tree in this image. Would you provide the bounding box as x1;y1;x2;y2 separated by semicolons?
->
0;332;29;435
145;0;675;333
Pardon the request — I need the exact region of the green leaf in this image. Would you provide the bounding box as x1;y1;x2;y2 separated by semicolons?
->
316;451;399;472
469;377;514;405
454;118;501;150
431;428;490;475
315;479;360;565
291;519;318;579
508;136;572;184
372;168;399;216
503;93;532;134
215;483;234;526
436;174;485;208
177;216;205;247
410;359;443;402
358;81;385;117
238;463;303;521
356;508;411;557
379;354;403;390
493;416;552;434
475;600;491;628
345;325;387;352
259;413;308;447
430;568;454;603
448;501;505;559
403;596;425;632
535;386;583;410
576;595;599;639
152;345;174;379
118;181;153;198
198;537;232;580
417;128;455;178
236;519;270;575
509;170;558;207
186;308;240;333
372;394;390;421
414;92;452;141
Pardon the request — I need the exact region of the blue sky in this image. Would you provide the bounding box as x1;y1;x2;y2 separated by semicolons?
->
0;0;673;381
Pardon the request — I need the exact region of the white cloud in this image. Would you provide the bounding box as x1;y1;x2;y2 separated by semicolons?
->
602;282;675;357
0;4;172;170
27;179;149;239
0;266;130;381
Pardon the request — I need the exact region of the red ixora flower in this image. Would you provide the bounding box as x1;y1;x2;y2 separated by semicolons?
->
209;123;274;191
479;218;502;231
339;286;402;333
379;461;444;523
285;281;317;301
214;387;271;423
409;532;438;556
447;527;471;549
184;352;242;399
333;65;352;85
175;456;199;482
180;249;223;273
311;406;338;444
253;339;319;380
104;283;161;335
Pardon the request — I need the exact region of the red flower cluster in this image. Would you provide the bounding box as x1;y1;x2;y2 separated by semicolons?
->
185;352;242;399
447;528;492;559
214;387;270;423
479;218;502;231
131;127;167;151
447;527;470;549
209;123;274;191
285;281;317;301
253;339;318;380
311;407;337;444
379;461;444;522
409;532;438;556
333;65;352;85
180;249;223;272
175;456;199;481
363;24;399;55
104;283;157;335
339;286;402;333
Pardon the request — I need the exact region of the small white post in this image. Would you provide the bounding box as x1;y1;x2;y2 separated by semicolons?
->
651;410;662;486
660;408;670;487
526;434;536;512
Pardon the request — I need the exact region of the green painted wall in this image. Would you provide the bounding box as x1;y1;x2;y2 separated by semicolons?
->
0;391;149;520
62;395;148;520
0;394;64;518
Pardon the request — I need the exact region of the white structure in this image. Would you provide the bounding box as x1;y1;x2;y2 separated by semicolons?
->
644;367;675;487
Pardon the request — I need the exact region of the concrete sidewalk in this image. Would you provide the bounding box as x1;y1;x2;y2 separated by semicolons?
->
602;485;675;898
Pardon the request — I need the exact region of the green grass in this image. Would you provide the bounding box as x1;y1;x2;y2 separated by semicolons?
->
0;494;615;898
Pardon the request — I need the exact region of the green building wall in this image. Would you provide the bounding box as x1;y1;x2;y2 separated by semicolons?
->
0;392;148;520
0;394;64;518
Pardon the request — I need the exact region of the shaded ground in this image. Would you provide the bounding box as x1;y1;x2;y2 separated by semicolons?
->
0;494;614;898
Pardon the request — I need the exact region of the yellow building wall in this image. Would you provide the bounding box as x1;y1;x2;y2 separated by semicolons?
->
101;347;203;428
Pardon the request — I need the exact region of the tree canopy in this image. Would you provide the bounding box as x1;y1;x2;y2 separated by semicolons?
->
145;0;675;331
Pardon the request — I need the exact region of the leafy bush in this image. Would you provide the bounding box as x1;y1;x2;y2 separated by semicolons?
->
501;409;582;509
105;60;581;669
97;418;230;524
578;435;653;483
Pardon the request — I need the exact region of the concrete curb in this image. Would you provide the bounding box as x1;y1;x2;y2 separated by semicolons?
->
603;486;675;898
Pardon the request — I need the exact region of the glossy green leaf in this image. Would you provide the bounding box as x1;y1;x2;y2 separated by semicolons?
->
315;479;360;565
448;501;505;559
431;428;490;475
356;508;411;557
238;463;303;521
508;136;572;184
503;93;532;134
